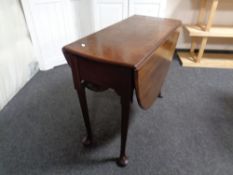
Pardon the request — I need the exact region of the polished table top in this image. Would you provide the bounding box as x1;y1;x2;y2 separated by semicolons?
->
63;15;181;69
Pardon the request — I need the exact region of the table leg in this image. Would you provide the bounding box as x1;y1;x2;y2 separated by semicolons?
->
158;91;163;98
130;89;134;103
77;83;93;146
117;96;131;167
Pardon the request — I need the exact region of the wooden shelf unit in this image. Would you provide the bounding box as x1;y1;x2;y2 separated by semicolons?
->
178;0;233;68
185;25;233;38
178;51;233;69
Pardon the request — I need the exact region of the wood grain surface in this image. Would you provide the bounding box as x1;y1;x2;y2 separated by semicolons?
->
135;30;180;109
63;15;181;69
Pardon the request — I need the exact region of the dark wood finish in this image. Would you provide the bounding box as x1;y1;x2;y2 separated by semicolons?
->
62;15;181;167
135;30;180;109
67;56;93;145
64;15;181;69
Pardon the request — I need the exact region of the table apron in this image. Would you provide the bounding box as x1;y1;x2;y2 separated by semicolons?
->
77;58;134;96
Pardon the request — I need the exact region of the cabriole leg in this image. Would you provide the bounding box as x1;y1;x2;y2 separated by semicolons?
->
117;96;131;167
77;83;93;146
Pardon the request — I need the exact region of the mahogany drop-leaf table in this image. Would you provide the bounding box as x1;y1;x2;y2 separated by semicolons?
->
62;15;181;167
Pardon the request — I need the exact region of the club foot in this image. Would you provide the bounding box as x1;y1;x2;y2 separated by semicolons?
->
82;136;92;147
158;92;163;98
116;155;128;167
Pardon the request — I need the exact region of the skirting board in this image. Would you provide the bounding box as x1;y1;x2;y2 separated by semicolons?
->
177;51;233;69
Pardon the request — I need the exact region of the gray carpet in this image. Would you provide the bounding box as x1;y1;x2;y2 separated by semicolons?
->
1;56;233;175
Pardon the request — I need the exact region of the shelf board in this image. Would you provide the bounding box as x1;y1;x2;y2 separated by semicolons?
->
178;51;233;69
185;25;233;38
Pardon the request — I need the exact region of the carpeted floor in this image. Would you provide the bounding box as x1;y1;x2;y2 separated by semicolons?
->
1;56;233;175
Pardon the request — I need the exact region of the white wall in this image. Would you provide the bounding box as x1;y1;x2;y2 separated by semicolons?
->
78;0;95;37
81;0;232;50
165;0;233;50
0;0;38;110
